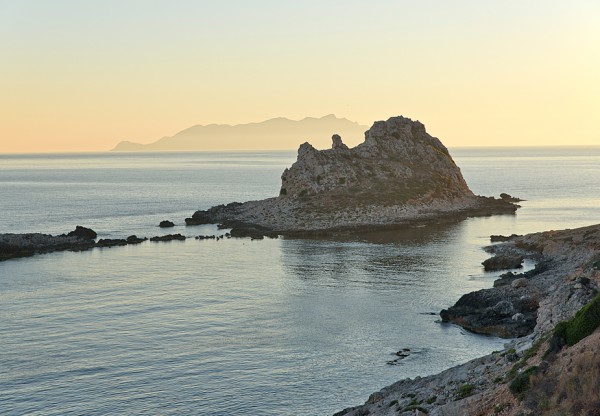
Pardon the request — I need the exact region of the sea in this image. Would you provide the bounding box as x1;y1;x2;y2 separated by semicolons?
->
1;147;600;415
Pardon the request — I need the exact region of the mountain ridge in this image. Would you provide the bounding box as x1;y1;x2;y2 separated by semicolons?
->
111;115;368;151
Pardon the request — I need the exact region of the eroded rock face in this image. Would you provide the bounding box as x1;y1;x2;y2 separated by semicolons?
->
279;116;472;204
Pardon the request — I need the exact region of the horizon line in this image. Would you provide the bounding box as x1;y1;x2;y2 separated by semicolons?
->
3;144;600;156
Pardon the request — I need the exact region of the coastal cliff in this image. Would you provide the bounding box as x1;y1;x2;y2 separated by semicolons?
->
336;224;600;416
185;116;517;234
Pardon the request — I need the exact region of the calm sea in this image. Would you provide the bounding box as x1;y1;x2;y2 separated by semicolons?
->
1;147;600;415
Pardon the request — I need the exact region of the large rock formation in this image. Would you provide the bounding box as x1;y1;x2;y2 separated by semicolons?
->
186;116;518;234
278;116;472;203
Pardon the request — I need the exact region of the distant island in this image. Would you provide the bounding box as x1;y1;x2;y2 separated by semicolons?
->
184;116;518;236
111;114;368;151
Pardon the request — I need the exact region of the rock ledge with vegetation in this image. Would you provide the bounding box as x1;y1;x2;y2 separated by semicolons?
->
186;116;517;234
336;223;600;416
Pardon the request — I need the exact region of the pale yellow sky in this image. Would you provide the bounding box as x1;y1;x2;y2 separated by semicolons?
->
1;1;599;153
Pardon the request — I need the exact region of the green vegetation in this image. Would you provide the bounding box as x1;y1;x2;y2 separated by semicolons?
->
553;292;600;346
501;348;516;357
507;360;527;380
509;366;539;396
456;384;475;399
426;396;437;404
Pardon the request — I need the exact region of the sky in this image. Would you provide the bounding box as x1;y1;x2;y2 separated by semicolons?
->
1;0;599;153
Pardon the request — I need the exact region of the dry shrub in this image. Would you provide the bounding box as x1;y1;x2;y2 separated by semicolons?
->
521;331;600;416
548;342;600;416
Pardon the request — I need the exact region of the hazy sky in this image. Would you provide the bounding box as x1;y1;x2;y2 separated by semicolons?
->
1;1;599;153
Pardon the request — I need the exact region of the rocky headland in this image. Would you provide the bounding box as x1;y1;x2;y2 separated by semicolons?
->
335;223;600;416
185;116;518;235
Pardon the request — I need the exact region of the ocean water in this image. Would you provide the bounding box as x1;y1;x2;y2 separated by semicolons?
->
1;147;600;415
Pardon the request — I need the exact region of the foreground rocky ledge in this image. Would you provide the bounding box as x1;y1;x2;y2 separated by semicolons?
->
336;224;600;415
185;116;518;236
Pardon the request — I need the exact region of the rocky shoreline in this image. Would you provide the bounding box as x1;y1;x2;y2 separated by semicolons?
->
0;226;190;262
335;223;600;416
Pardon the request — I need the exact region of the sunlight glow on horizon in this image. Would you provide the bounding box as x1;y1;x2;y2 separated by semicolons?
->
1;1;599;153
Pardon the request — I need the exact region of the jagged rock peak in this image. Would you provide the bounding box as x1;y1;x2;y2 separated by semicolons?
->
331;134;349;150
278;115;472;203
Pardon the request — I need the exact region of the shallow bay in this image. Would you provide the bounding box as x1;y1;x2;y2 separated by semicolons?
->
1;147;600;415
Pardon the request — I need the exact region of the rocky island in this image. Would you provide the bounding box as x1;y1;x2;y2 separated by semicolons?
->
336;224;600;415
185;116;518;235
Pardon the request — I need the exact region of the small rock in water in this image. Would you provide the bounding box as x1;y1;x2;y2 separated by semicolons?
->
126;235;147;244
150;234;186;242
388;348;412;364
66;226;97;240
195;235;216;240
96;238;127;247
159;220;175;228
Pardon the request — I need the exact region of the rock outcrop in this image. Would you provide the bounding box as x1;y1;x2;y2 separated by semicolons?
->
0;228;155;260
0;226;97;261
149;234;186;242
482;254;524;271
186;116;518;234
439;285;539;338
